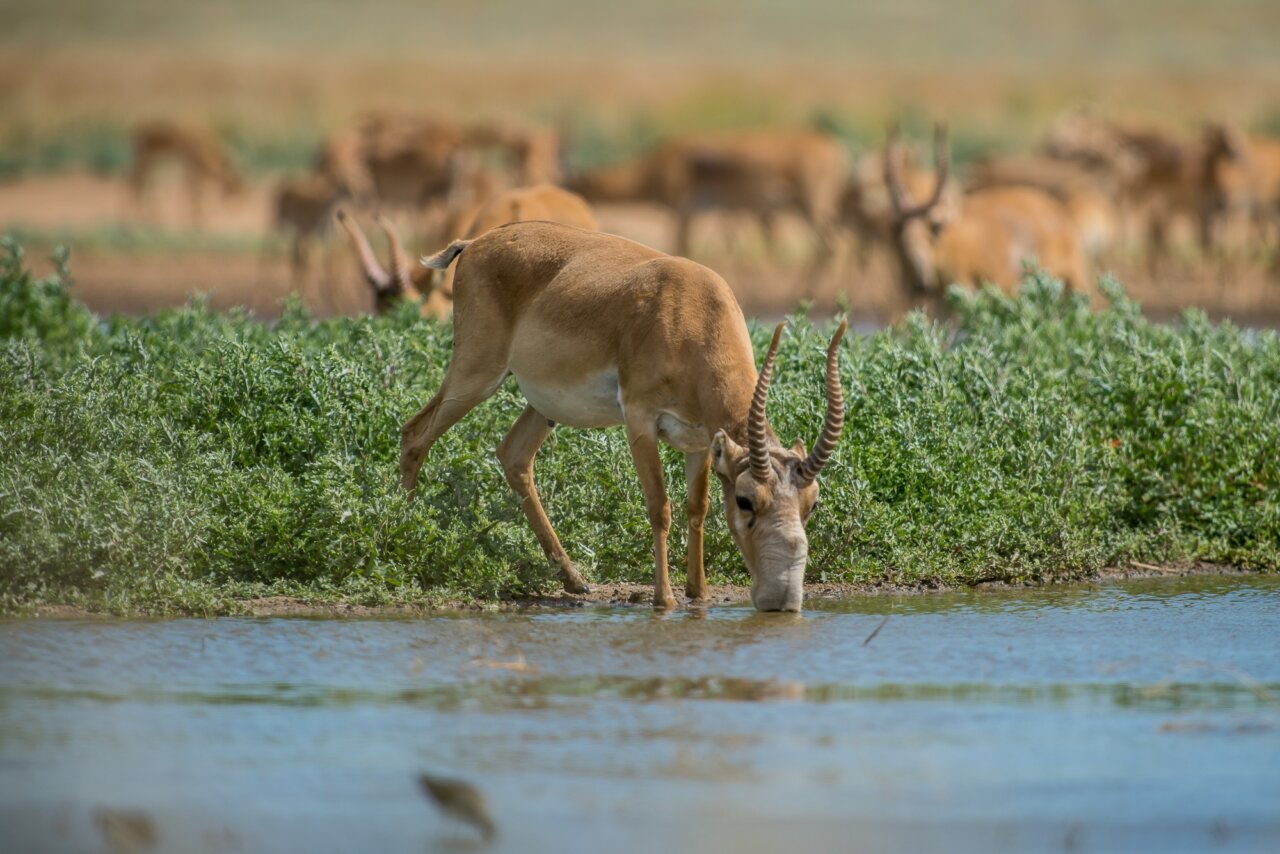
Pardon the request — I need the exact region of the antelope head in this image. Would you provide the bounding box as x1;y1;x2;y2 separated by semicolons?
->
710;320;847;612
1202;121;1254;214
336;210;434;313
883;124;953;294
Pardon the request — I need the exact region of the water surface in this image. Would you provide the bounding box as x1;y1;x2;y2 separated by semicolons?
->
2;576;1278;852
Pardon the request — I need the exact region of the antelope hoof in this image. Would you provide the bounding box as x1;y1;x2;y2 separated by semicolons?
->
653;588;677;611
560;566;591;595
685;589;710;607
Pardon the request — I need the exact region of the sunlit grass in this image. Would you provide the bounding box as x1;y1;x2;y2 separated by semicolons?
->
1;240;1276;614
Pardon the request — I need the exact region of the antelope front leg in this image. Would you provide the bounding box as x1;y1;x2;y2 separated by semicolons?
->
498;406;590;594
625;420;675;611
684;450;711;604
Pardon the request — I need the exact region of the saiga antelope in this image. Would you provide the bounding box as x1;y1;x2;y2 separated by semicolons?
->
271;173;344;290
1200;122;1280;263
842;144;960;270
337;184;598;319
964;155;1120;261
883;126;1089;304
568;130;848;262
1045;112;1203;269
399;222;847;611
129;121;244;227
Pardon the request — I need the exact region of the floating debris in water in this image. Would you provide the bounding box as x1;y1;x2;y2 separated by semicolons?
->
94;808;157;853
418;773;498;841
862;615;890;646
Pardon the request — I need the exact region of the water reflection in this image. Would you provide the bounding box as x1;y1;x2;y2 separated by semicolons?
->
1;576;1278;854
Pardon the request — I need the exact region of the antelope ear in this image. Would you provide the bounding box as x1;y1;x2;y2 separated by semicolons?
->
790;439;806;456
711;430;744;479
1223;123;1249;160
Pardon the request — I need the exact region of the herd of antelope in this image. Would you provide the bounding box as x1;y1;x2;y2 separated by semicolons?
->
130;108;1280;317
124;110;1280;610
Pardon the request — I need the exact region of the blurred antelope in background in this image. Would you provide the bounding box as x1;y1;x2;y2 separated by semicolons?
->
1045;110;1203;270
128;121;244;228
883;125;1089;304
1200;122;1280;267
966;154;1120;262
269;173;345;298
842;142;960;270
568;130;848;263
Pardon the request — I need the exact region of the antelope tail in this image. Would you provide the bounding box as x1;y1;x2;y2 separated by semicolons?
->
421;239;474;270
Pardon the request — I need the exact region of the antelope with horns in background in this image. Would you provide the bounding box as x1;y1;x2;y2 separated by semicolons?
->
337;184;598;319
398;221;847;611
883;125;1089;304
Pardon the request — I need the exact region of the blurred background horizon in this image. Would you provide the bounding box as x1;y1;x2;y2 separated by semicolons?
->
2;0;1279;322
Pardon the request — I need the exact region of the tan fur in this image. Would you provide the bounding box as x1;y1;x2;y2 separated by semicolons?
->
464;120;563;186
433;184;599;296
317;114;563;216
1045;111;1203;267
842;146;960;268
361;115;465;212
339;185;598;320
967;155;1120;259
1201;123;1280;255
313;128;376;204
568;130;848;258
129;121;244;227
272;174;343;287
401;222;845;611
885;129;1089;303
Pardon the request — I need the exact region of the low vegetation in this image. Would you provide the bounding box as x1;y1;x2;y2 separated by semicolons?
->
1;239;1276;614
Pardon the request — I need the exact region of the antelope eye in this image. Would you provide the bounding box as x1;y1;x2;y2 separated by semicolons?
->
735;495;755;513
804;498;820;523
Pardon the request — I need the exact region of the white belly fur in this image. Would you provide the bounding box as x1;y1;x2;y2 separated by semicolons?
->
656;412;710;453
515;369;624;428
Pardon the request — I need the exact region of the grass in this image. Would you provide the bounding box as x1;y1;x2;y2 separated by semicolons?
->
1;238;1277;614
1;224;278;257
0;121;326;181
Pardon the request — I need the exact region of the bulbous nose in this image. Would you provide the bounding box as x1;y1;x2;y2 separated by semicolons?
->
750;570;805;612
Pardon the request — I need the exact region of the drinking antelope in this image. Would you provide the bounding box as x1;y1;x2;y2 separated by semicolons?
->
399;222;847;611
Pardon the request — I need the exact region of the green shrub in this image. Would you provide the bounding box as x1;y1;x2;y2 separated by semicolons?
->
0;244;1276;612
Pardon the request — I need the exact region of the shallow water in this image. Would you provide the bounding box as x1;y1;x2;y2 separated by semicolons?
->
2;576;1278;853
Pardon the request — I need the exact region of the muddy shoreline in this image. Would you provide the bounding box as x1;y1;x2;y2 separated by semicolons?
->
17;562;1266;619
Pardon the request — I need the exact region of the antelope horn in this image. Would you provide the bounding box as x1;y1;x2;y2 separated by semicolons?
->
883;123;951;221
376;214;414;293
335;209;393;293
882;123;911;216
796;319;848;485
748;322;786;483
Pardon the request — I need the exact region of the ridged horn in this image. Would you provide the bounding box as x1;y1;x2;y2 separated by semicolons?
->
795;319;848;485
335;208;393;293
884;123;951;221
376;214;413;293
748;322;786;482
